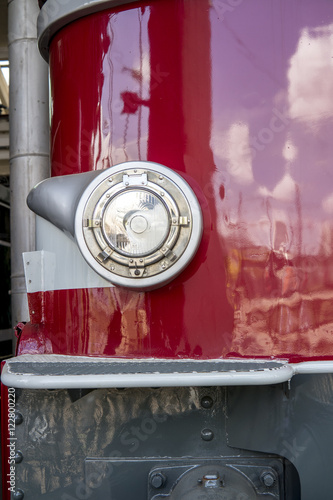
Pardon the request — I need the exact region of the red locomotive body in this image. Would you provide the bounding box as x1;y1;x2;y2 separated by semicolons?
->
2;1;333;499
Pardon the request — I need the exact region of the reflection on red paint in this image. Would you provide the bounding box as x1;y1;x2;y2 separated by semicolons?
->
18;0;333;361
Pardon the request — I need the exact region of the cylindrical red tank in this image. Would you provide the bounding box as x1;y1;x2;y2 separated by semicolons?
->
19;0;333;362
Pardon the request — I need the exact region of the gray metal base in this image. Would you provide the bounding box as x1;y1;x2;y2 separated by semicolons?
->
7;385;302;499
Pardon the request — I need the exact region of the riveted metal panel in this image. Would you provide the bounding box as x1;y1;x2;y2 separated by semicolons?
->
9;385;295;499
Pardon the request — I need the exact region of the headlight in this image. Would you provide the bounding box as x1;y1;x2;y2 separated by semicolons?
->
75;161;203;290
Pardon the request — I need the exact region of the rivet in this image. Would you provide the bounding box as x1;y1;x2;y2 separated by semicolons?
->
201;396;213;409
134;269;141;276
134;169;137;173
159;175;163;180
130;259;134;263
15;411;23;425
139;259;143;263
13;489;24;499
150;472;166;489
201;428;214;441
106;194;110;198
15;451;23;464
125;182;129;186
108;177;113;182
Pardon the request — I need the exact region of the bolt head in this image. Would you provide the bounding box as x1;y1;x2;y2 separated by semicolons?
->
15;451;23;464
201;428;214;441
150;472;166;489
13;489;24;500
201;396;213;409
15;411;23;426
261;471;276;487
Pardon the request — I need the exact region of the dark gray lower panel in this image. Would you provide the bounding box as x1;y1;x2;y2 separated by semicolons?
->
9;385;299;499
226;374;333;500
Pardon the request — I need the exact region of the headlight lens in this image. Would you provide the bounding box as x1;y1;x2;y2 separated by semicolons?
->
102;189;170;257
75;161;203;290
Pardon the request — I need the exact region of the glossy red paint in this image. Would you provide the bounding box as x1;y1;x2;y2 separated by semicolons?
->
19;0;333;360
16;281;333;362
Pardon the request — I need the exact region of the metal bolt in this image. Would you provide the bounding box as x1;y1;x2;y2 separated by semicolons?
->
13;490;24;500
150;472;166;489
201;396;213;409
15;411;23;426
261;471;276;487
201;428;214;441
15;451;23;464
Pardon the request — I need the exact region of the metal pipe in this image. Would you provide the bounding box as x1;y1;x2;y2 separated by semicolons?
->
8;0;50;331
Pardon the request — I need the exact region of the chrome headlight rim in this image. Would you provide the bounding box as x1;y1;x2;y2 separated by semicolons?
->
75;161;203;290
